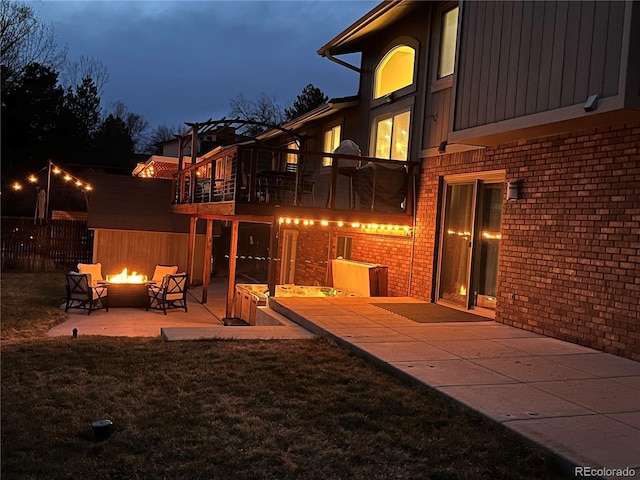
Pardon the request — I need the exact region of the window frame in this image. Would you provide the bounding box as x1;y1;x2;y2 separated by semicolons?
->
432;3;459;92
335;235;353;260
285;141;299;170
323;123;342;166
371;37;419;108
369;101;413;161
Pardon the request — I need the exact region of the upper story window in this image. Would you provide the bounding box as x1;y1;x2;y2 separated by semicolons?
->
374;45;416;99
438;6;459;79
373;110;411;161
323;124;342;166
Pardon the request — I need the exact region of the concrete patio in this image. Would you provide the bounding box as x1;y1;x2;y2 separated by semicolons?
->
48;280;640;479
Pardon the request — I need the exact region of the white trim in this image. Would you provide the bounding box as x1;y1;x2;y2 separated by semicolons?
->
420;143;484;159
449;95;625;144
443;170;506;184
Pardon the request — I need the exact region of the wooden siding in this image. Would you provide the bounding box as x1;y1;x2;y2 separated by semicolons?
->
93;229;205;283
1;218;93;272
454;1;626;131
423;88;452;149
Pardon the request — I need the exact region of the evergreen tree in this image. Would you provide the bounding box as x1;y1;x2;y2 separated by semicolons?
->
284;84;328;121
64;76;101;154
1;63;65;174
93;114;134;156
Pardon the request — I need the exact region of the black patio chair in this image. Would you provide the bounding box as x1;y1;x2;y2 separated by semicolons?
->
146;273;188;315
65;272;109;315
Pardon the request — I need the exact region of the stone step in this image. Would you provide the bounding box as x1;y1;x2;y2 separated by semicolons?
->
255;306;295;326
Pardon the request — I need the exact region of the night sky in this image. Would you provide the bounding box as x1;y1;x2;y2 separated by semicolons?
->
35;0;379;130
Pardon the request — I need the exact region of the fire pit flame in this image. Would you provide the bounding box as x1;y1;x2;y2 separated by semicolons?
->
106;268;147;284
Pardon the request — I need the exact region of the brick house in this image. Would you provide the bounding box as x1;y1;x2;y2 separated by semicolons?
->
170;1;639;360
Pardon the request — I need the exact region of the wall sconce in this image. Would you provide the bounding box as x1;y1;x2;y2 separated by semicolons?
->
438;140;448;154
507;181;520;201
584;94;598;112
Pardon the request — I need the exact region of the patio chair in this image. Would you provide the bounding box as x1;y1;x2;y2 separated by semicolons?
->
147;273;188;315
77;262;104;286
65;272;109;315
147;265;179;285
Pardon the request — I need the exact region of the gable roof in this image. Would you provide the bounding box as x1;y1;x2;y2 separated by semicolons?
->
317;1;421;56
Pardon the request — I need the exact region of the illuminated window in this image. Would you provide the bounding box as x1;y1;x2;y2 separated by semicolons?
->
374;45;415;99
336;236;352;259
286;142;298;171
323;124;342;166
373;110;410;160
438;7;459;79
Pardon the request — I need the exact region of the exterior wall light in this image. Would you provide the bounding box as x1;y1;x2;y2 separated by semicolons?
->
584;94;598;112
507;181;520;201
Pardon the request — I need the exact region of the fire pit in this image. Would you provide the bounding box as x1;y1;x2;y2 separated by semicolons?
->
105;268;148;284
104;268;149;308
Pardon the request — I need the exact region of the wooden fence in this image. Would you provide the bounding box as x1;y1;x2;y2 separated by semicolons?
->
1;217;93;272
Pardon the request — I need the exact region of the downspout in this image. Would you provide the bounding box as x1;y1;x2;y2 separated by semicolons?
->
324;50;361;73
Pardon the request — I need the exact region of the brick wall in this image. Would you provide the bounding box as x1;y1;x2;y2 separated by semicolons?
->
414;120;639;360
348;230;413;296
290;228;330;286
289;226;413;296
493;122;640;360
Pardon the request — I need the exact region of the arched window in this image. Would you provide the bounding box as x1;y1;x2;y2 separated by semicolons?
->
374;45;415;99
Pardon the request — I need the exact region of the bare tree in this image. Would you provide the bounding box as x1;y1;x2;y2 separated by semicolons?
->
229;92;285;137
61;55;109;94
0;0;66;79
142;123;181;154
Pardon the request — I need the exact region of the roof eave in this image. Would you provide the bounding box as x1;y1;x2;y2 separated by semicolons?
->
256;96;359;141
317;0;404;56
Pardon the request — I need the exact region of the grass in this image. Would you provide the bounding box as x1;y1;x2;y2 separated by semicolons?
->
1;272;68;341
1;273;572;480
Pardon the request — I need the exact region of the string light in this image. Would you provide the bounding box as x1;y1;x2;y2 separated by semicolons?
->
9;161;93;193
276;216;412;236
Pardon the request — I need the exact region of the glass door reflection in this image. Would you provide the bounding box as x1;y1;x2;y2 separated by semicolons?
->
438;183;475;307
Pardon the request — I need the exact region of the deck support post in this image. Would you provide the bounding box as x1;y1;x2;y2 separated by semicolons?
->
201;219;214;304
225;219;239;319
267;218;279;298
187;216;197;286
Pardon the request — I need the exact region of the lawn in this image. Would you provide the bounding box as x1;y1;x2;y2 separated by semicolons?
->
1;273;572;479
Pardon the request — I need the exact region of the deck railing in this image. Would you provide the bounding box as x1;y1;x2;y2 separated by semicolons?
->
172;144;416;214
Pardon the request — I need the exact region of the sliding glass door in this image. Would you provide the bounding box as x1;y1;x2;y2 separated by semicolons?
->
437;176;504;313
438;183;475;307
